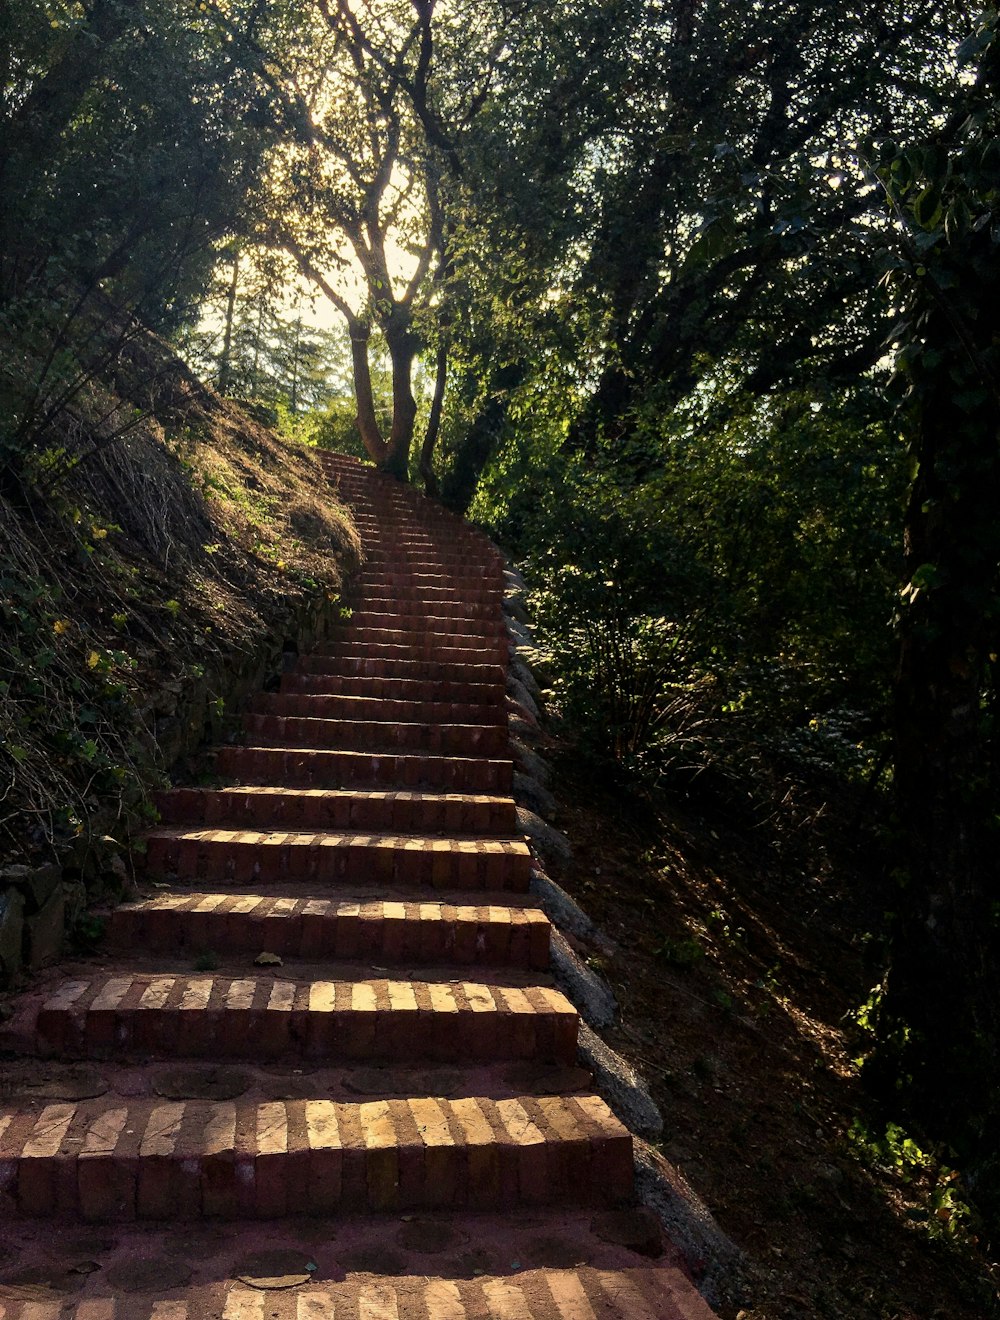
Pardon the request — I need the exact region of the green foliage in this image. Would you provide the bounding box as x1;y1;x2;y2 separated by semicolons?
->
477;376;902;810
0;554;151;848
654;935;705;968
848;1118;974;1243
0;0;289;474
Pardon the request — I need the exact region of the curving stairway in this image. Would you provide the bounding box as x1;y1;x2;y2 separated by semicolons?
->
0;453;718;1318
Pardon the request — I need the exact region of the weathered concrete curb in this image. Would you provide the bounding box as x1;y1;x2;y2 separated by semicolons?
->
529;869;616;957
551;929;617;1030
634;1139;745;1310
577;1021;663;1141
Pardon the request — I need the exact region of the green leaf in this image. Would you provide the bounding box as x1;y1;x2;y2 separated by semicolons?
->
913;187;942;229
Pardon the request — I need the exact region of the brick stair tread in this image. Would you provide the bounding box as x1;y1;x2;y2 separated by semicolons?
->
109;889;545;921
213;743;512;766
115;879;548;906
241;714;507;751
213;744;514;791
279;673;505;701
292;656;506;682
249;693;504;724
351;597;500;618
344;612;507;636
352;577;501;596
318;644;506;665
0;1208;716;1316
0;1091;632;1218
155;786;517;832
24;973;577;1064
104;890;550;966
144;827;529;854
142;827;531;890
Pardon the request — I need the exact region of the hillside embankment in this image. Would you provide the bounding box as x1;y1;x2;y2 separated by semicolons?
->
0;323;360;978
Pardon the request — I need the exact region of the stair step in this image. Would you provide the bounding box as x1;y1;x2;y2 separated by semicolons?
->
105;892;551;966
143;827;531;890
360;551;500;569
214;745;514;794
242;714;508;756
292;654;506;684
325;631;507;661
279;672;505;702
0;1254;716;1319
155;787;518;834
315;644;509;670
0;1091;630;1219
249;692;504;726
351;594;501;619
359;569;500;593
346;611;507;638
30;975;576;1064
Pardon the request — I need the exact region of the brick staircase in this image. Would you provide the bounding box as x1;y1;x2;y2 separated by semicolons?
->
0;453;718;1318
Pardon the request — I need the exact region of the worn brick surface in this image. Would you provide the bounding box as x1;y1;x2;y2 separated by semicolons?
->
0;1094;632;1218
0;454;723;1317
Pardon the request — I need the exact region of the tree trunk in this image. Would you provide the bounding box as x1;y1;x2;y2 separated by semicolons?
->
419;339;448;497
348;320;388;466
217;252;239;395
878;372;1000;1198
383;316;418;481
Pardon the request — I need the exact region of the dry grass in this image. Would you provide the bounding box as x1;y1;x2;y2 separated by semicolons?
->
0;318;360;860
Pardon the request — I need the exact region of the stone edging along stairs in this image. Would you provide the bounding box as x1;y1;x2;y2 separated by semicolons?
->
0;453;719;1318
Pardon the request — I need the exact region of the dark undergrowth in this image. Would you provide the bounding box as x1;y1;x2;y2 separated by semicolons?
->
548;743;1000;1320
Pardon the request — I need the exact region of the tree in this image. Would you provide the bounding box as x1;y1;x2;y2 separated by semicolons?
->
0;0;283;480
559;0;965;459
867;7;1000;1205
248;0;475;479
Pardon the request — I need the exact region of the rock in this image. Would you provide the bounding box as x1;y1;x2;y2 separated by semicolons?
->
15;1063;108;1101
551;929;617;1029
154;1065;253;1101
517;807;573;868
502;595;531;625
509;714;540;744
528;870;615;955
510;656;543;700
507;697;539;729
513;771;557;819
507;675;540;721
0;888;24;983
504;568;528;594
505;615;534;648
511;738;552;785
633;1139;745;1310
577;1020;663;1141
0;863;61;915
22;886;65;970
